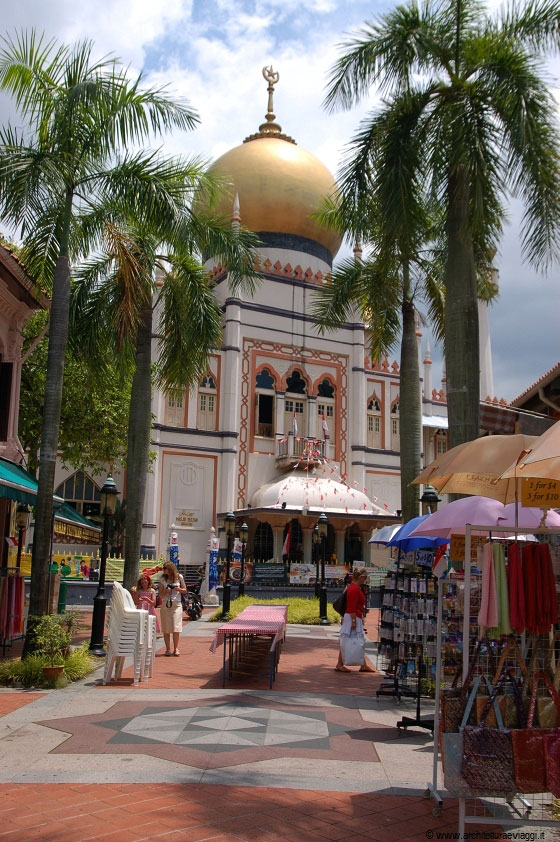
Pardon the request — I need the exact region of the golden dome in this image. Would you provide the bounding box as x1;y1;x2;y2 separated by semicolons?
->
207;67;341;262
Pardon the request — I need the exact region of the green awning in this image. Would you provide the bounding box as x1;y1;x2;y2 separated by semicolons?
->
55;503;100;532
0;457;64;506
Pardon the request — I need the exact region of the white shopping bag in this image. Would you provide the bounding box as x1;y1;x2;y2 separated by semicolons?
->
340;630;365;666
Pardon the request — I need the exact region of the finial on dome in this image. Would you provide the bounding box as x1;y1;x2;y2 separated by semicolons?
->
243;65;296;145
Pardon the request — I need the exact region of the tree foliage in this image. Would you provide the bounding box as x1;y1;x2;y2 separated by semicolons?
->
325;0;560;448
19;311;131;477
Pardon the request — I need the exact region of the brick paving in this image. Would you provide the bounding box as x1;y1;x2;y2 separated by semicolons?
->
0;603;508;841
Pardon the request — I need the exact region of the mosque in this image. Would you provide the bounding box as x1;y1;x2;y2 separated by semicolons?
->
138;67;452;571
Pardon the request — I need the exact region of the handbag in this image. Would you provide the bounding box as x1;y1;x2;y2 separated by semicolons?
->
512;670;560;793
340;629;365;666
442;675;482;796
333;589;347;616
476;640;527;728
462;671;517;795
441;638;483;733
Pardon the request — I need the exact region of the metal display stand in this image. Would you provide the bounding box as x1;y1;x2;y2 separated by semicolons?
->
433;524;560;838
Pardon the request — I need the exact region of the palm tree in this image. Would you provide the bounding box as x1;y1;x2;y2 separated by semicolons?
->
0;31;199;624
325;0;560;448
313;186;444;523
71;208;260;590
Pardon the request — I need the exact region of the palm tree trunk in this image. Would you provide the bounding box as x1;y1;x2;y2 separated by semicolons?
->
399;270;422;523
24;192;73;654
444;165;479;449
123;307;153;590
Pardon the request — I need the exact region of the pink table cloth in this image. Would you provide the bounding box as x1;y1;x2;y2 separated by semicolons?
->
209;605;287;654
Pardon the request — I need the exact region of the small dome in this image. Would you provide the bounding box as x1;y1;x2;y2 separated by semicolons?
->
251;469;395;517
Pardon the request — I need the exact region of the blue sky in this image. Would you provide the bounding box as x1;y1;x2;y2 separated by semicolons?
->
2;0;560;401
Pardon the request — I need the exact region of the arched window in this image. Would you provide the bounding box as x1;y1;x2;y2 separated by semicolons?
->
253;521;273;561
55;471;101;520
367;394;382;448
391;398;400;451
344;524;363;565
285;370;307;437
255;368;275;438
197;372;217;431
317;378;335;441
282;518;303;562
165;389;186;427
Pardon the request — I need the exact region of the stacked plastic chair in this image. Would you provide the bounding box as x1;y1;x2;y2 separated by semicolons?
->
103;582;149;686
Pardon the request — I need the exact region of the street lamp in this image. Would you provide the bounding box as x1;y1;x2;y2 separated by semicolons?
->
238;521;248;597
420;485;441;515
89;476;118;656
317;512;330;625
312;524;320;597
15;504;29;573
223;511;236;618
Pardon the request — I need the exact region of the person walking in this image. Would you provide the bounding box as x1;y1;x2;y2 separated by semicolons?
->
335;567;375;673
158;562;186;656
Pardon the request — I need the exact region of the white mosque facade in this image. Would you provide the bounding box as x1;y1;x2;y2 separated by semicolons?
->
136;71;453;569
49;70;502;568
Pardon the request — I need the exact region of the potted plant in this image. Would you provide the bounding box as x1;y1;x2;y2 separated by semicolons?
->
33;614;71;681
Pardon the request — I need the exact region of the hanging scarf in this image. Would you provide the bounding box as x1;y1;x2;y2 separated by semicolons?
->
507;542;526;634
478;541;498;636
523;544;541;635
492;541;511;636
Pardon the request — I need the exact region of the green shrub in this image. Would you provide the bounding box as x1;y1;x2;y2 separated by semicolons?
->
0;643;98;687
32;614;71;666
208;596;340;625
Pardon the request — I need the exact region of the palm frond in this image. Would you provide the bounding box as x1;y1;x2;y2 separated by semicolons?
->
155;254;222;391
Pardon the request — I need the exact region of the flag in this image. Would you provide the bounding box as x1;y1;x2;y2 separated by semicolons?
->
322;413;329;440
292;410;298;437
433;545;449;578
282;524;291;556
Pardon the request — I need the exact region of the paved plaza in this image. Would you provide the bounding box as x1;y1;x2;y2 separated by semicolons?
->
0;614;501;841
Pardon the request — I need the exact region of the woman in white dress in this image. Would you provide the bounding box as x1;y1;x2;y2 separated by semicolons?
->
158;562;186;656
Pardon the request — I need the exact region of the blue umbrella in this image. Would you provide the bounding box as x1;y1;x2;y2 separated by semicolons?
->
386;514;448;553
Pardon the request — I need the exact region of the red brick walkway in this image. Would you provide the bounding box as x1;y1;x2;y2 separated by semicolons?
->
0;781;484;842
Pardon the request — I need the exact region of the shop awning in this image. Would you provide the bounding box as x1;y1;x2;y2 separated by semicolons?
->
54;503;100;543
0;457;64;506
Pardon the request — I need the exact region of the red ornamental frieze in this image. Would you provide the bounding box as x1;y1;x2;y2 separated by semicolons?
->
237;338;348;509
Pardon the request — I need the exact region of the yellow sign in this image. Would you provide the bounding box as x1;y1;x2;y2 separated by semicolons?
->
53;521;99;543
521;478;560;508
450;533;487;562
176;509;198;527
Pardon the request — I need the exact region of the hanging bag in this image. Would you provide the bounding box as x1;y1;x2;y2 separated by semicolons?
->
340;628;365;666
462;670;517;795
332;589;347;617
476;637;527;728
442;675;482;796
441;638;483;733
512;670;560;793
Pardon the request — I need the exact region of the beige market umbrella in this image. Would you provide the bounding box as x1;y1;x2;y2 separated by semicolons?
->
501;420;560;482
413;433;537;503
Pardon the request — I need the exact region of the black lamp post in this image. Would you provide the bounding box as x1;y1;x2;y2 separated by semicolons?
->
89;476;118;656
223;511;236;618
312;524;320;597
15;504;30;573
238;521;248;597
317;512;330;625
420;485;441;515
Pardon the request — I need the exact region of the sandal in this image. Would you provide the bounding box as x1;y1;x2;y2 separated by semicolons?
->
164;650;172;657
173;650;180;656
335;666;351;672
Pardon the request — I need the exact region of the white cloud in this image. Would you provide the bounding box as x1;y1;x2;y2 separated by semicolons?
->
1;0;559;402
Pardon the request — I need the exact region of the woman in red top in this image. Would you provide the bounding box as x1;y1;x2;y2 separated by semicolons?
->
335;567;375;672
